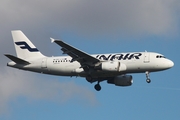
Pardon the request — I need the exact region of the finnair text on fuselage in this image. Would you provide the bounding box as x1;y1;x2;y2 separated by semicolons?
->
95;53;142;61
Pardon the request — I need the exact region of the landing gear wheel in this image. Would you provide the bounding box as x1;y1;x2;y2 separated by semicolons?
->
146;79;151;83
94;84;101;91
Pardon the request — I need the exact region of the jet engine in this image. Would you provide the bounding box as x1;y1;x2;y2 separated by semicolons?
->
107;75;133;86
99;61;126;72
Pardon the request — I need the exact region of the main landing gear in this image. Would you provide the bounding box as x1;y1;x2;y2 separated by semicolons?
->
86;76;102;91
145;71;151;83
94;82;101;91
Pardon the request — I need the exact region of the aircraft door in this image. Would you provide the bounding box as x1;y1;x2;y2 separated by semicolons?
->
41;58;47;68
144;52;150;63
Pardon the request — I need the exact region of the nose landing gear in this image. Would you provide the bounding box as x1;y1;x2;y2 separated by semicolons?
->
145;71;151;83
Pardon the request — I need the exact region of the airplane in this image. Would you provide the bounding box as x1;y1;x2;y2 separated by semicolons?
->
4;30;174;91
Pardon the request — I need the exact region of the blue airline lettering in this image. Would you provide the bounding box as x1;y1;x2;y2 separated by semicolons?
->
130;53;142;59
99;54;112;60
123;53;130;60
96;53;142;61
15;41;39;52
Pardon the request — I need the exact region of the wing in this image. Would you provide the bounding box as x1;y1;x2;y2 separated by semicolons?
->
51;39;100;66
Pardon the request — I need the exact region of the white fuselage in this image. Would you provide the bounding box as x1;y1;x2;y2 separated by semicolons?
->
7;52;174;78
5;30;174;91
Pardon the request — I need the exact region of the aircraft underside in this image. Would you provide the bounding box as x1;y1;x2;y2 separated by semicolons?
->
5;30;174;91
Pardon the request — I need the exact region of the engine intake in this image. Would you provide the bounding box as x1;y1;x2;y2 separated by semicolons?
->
107;75;133;86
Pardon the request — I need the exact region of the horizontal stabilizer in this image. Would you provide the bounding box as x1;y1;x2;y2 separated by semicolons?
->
4;54;30;64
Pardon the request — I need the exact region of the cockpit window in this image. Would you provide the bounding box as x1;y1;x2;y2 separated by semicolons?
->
156;55;166;58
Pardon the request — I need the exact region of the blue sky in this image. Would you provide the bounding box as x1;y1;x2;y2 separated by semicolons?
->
0;0;180;120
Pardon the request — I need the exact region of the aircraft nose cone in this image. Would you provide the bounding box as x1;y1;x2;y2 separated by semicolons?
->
166;59;174;68
168;60;174;68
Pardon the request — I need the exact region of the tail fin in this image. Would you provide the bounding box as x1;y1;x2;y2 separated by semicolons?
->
12;30;45;59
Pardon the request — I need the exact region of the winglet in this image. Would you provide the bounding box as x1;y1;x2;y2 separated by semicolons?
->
50;38;55;43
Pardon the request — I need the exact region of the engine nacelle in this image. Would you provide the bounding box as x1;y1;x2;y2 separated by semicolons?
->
100;61;126;72
107;75;133;86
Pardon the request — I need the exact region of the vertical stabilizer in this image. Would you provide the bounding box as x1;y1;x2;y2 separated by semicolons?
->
12;30;45;59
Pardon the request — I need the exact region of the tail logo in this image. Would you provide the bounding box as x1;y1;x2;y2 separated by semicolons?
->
15;41;39;52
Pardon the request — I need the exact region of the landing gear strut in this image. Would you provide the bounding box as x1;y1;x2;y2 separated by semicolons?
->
94;82;101;91
86;76;102;91
145;71;151;83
